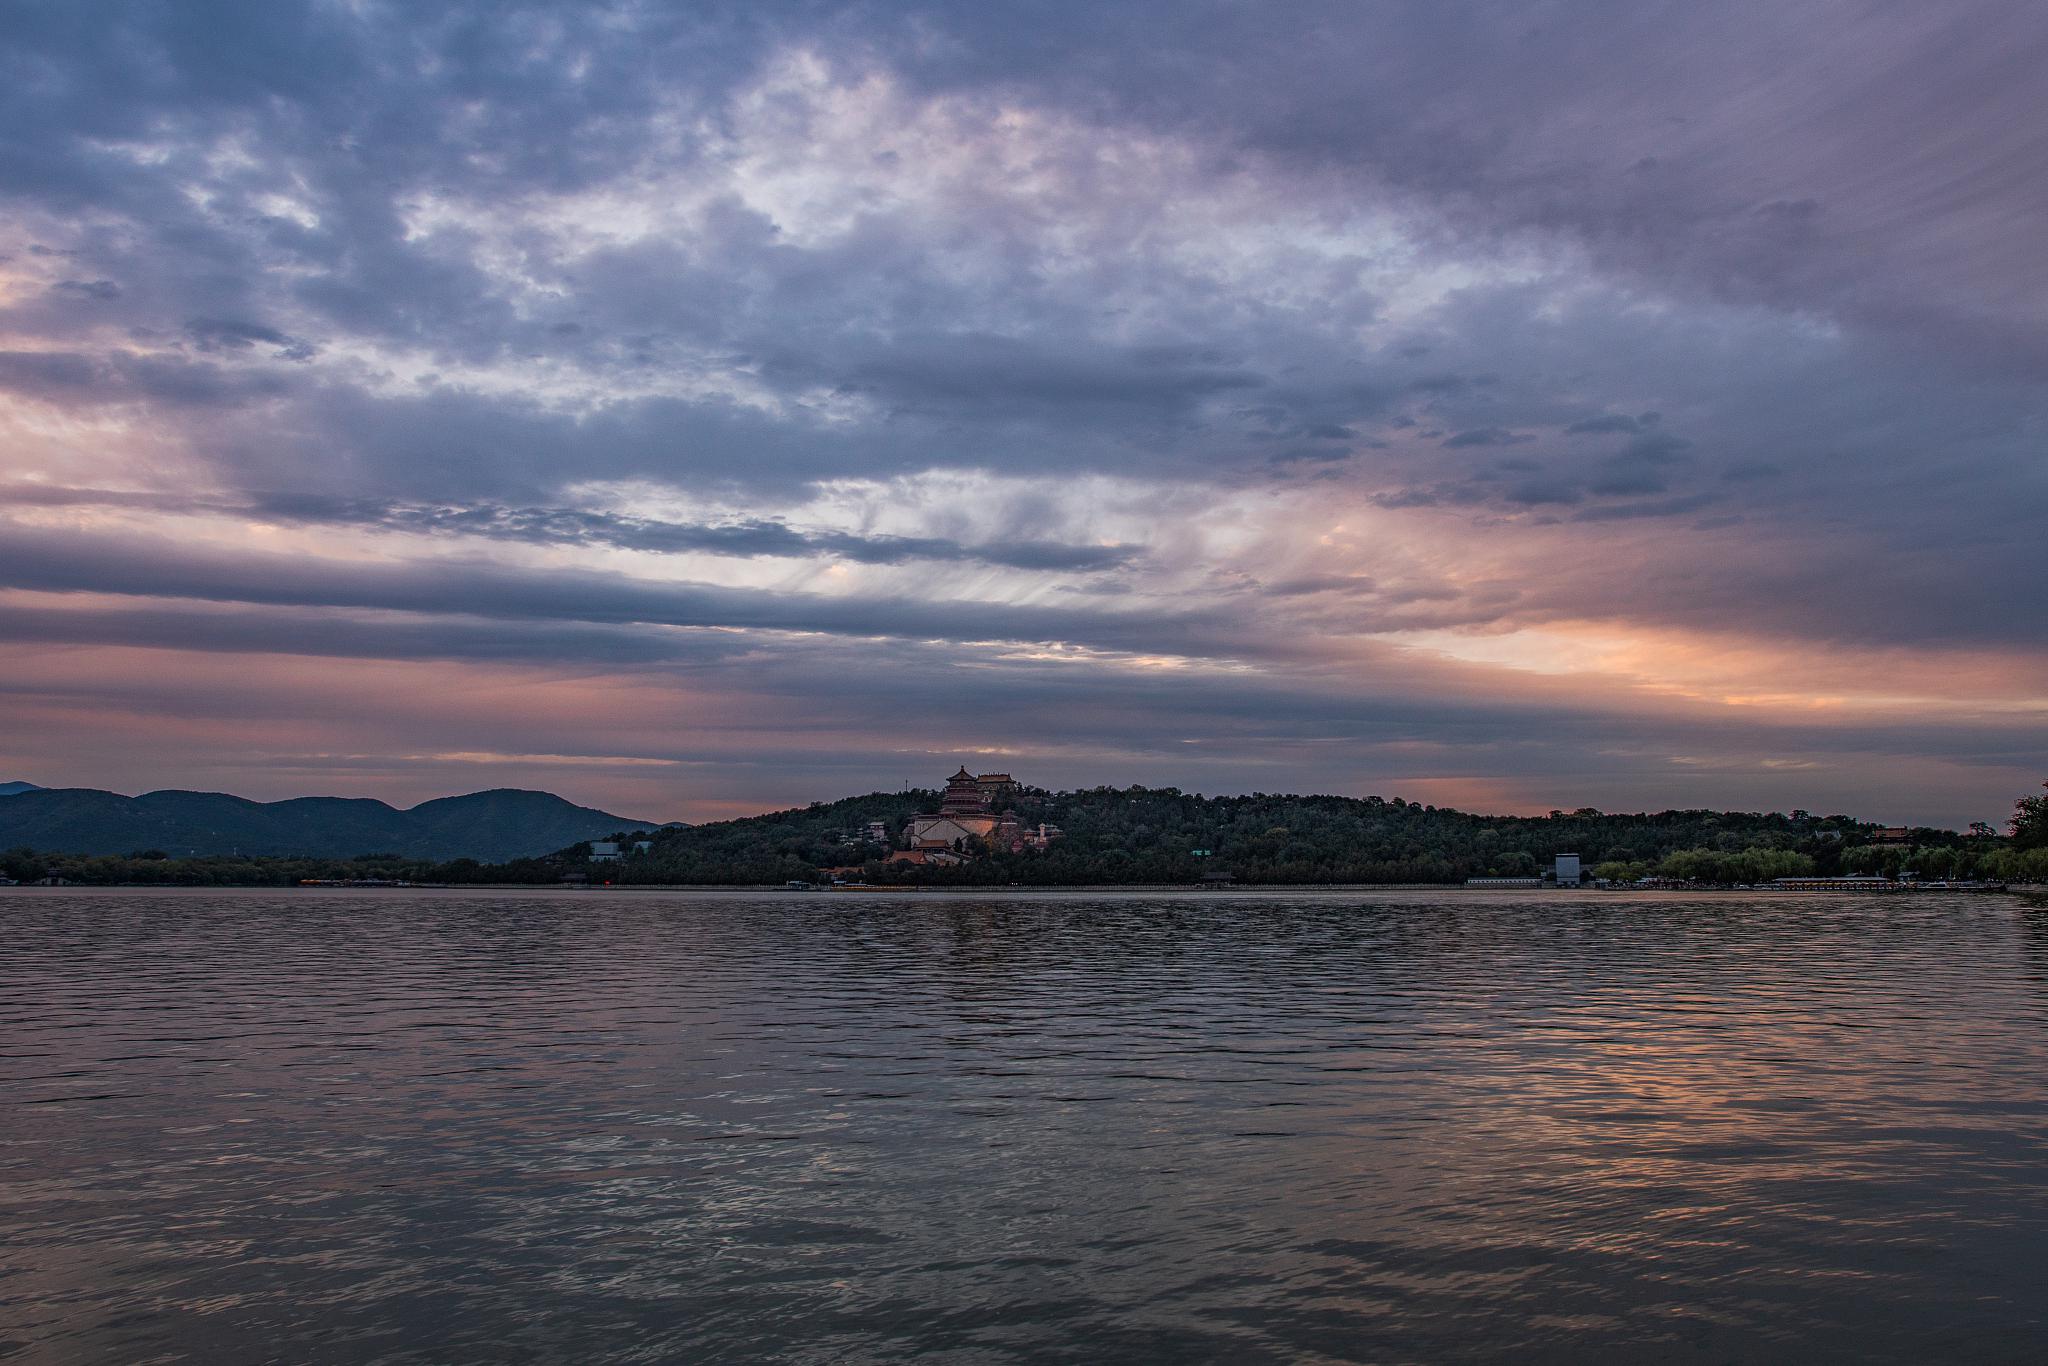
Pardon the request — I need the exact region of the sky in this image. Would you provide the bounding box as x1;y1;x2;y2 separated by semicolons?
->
1;1;2043;827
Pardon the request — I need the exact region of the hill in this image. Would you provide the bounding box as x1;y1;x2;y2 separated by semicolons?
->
0;786;664;862
612;785;2011;886
0;780;40;797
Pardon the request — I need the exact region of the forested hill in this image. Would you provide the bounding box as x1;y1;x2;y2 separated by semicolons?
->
615;786;2003;886
0;786;660;863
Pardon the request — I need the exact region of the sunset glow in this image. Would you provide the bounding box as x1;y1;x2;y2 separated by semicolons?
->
1;4;2041;825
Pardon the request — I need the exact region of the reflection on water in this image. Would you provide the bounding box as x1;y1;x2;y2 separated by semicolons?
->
4;888;2048;1363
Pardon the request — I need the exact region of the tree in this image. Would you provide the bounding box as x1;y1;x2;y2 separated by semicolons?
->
2013;783;2048;851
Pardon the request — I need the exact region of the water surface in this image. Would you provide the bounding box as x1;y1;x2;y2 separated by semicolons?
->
5;887;2048;1362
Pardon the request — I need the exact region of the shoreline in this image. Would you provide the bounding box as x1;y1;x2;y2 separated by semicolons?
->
9;881;2044;896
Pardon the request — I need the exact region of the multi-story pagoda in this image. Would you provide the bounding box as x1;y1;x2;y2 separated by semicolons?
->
938;767;991;817
903;766;1050;854
906;767;1004;850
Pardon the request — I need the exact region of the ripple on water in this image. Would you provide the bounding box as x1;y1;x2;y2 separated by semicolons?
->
3;887;2048;1363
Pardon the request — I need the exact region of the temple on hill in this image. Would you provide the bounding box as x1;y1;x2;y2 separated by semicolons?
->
900;766;1057;857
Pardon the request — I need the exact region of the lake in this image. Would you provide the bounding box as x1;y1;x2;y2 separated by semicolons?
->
4;887;2048;1363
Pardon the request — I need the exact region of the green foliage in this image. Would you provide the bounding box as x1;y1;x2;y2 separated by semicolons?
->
616;787;1978;887
1655;847;1815;883
1978;846;2048;882
0;846;562;887
0;786;653;861
10;781;2047;888
613;792;930;885
2012;783;2048;851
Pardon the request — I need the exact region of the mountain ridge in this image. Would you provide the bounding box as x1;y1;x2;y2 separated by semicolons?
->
0;785;669;862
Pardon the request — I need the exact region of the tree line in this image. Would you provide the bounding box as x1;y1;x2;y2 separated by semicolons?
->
604;782;2048;887
8;781;2045;888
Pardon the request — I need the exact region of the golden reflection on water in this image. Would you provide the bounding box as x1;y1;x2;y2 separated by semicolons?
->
3;888;2047;1363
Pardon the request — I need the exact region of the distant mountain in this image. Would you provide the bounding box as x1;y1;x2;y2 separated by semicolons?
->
0;787;667;862
0;780;40;797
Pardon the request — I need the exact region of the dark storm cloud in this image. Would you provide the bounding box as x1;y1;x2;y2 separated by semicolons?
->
826;334;1265;416
1442;428;1535;448
0;349;98;391
1588;467;1672;497
5;594;2036;830
1500;482;1581;508
52;278;120;300
0;2;782;202
2;0;2035;529
2;0;2044;823
868;2;2048;366
1572;493;1719;522
0;597;729;668
257;496;1142;572
185;317;317;360
0;348;300;408
17;1;2045;360
0;484;1137;572
1566;414;1653;435
0;524;1246;659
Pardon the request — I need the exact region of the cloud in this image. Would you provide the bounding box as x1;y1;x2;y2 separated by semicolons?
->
300;498;1146;572
1572;493;1719;521
0;0;2041;825
0;523;1242;659
0;349;98;391
1442;427;1536;448
52;278;120;300
0;485;1142;572
1566;413;1646;434
185;317;318;361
